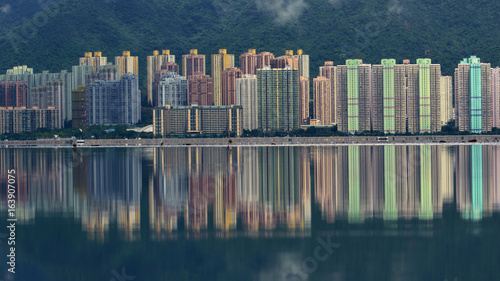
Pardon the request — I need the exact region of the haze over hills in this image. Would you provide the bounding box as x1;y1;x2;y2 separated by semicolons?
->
1;0;500;93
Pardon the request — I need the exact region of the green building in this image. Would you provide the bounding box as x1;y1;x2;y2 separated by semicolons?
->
455;56;493;133
257;66;299;131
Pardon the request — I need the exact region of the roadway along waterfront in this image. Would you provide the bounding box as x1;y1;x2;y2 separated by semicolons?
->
1;135;500;147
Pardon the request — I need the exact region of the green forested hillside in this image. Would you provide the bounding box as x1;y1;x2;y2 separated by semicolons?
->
1;0;500;90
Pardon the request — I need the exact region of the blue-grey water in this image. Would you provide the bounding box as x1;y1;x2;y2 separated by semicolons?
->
0;145;499;281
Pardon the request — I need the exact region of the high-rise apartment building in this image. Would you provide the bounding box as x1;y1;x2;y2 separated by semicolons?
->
147;50;175;105
6;65;33;75
313;76;332;125
0;69;72;125
153;62;180;106
440;76;453;125
299;76;310;125
297;50;310;79
270;50;309;79
256;52;275;71
257;66;299;131
492;68;500;128
0;81;28;108
79;52;107;72
115;51;139;77
221;67;242;105
270;50;299;70
372;59;395;133
239;49;258;75
212;49;235;105
87;73;141;125
72;65;94;90
153;105;242;137
235;74;258;130
455;56;492;133
371;59;441;134
85;65;120;89
157;72;188;107
182;49;205;77
319;61;337;124
0;107;60;134
30;79;64;125
188;75;213;106
336;60;374;133
72;86;86;128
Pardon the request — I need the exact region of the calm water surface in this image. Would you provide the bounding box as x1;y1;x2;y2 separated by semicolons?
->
0;145;499;281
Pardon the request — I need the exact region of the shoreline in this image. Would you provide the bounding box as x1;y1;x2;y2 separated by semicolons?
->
1;135;500;148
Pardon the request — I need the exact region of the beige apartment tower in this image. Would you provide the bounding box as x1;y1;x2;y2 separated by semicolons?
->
299;76;310;125
79;52;107;72
212;49;235;105
319;61;337;124
440;76;453;125
492;67;500;128
115;51;139;77
313;76;332;125
235;74;258;130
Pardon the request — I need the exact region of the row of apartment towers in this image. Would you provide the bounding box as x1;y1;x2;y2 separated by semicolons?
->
146;50;499;134
315;57;500;134
7;50;495;134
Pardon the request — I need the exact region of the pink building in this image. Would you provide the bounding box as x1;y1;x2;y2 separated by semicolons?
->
188;75;213;106
183;50;205;77
0;81;28;108
221;68;242;105
492;67;500;128
239;49;258;75
256;52;275;71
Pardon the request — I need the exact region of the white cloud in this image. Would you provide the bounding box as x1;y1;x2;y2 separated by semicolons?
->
255;0;308;25
1;4;11;14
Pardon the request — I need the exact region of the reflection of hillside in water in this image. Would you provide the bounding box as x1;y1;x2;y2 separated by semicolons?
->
0;145;499;241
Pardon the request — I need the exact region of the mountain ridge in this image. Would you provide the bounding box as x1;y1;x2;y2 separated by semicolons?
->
1;0;500;90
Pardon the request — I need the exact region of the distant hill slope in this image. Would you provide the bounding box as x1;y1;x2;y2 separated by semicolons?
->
1;0;500;92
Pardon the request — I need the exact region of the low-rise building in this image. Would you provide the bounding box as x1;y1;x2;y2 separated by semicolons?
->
153;105;242;137
0;107;60;134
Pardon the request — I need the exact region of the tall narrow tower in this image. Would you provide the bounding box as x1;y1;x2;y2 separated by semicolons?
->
147;50;175;105
239;49;258;75
212;49;235;106
455;56;492;133
182;49;205;77
115;51;139;77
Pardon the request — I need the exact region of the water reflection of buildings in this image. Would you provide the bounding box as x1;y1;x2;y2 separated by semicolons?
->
0;149;73;222
77;149;142;241
150;146;312;238
456;145;498;220
313;145;475;222
0;148;142;242
1;145;499;241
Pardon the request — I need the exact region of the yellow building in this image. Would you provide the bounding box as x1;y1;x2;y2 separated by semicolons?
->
79;52;107;72
115;51;139;77
212;49;235;105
